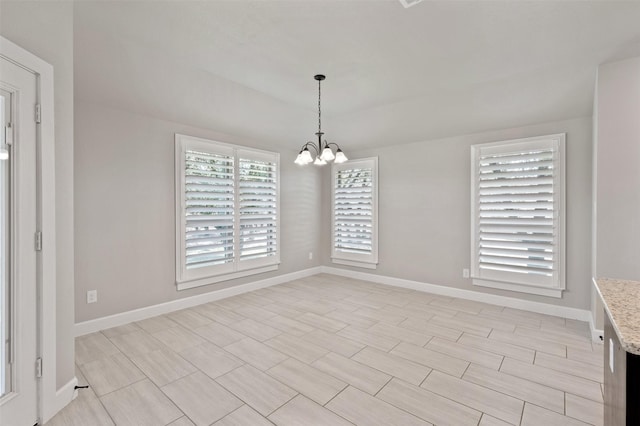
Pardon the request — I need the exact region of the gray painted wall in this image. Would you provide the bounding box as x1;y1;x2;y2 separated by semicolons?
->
74;101;322;322
595;56;640;281
0;1;75;389
324;117;593;310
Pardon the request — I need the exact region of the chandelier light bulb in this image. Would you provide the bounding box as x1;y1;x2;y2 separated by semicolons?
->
314;156;327;166
334;149;348;164
320;146;335;161
300;148;313;164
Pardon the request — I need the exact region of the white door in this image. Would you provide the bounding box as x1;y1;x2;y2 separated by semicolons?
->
0;57;38;426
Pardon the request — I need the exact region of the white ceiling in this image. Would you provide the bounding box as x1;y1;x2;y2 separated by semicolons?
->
74;0;640;150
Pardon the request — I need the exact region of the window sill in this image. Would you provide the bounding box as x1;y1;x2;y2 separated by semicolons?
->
331;258;377;270
472;278;564;298
177;264;279;291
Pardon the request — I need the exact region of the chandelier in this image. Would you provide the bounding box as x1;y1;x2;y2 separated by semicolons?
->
295;74;348;165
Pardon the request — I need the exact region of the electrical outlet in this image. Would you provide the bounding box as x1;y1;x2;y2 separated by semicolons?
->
463;268;470;278
308;252;313;260
87;290;98;304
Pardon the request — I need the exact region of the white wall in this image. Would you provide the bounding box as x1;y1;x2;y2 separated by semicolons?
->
324;117;593;310
0;1;75;390
74;101;322;322
594;56;640;281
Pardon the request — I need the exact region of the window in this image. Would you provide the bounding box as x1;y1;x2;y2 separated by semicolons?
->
175;134;279;290
470;134;565;297
331;157;378;269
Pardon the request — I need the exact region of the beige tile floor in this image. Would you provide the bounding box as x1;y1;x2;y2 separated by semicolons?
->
46;274;604;426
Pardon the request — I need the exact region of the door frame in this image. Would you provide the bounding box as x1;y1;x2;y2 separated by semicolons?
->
0;36;60;424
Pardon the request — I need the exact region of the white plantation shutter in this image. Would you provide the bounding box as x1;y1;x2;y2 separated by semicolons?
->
332;158;378;268
335;168;373;253
238;151;278;267
184;148;235;273
471;134;565;297
176;135;279;288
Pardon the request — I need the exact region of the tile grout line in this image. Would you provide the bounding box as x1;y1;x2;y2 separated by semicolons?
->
74;361;121;426
494;357;604;403
416;368;524;423
416;367;433;389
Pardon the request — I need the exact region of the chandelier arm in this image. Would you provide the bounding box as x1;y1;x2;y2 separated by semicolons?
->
302;141;320;155
324;142;342;150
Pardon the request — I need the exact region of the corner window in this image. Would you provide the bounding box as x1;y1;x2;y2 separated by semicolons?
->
331;157;379;269
175;134;279;290
471;134;565;297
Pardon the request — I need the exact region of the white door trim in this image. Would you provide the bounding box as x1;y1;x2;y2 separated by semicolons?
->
0;36;66;424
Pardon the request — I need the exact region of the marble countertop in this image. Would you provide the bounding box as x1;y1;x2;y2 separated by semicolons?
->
595;278;640;355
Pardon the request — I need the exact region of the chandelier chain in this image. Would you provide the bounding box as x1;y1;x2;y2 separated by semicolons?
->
318;78;322;135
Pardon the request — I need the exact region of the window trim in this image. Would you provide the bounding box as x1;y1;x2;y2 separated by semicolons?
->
470;134;566;298
331;157;379;269
175;134;280;290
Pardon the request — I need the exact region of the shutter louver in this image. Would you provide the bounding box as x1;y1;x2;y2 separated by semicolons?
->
334;167;373;255
475;143;559;287
239;157;277;261
184;149;234;269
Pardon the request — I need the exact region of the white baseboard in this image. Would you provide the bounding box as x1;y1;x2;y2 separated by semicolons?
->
41;376;78;424
76;265;598;341
590;277;605;344
75;267;322;336
589;315;604;344
321;266;593;322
